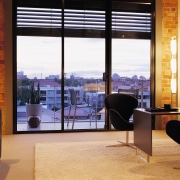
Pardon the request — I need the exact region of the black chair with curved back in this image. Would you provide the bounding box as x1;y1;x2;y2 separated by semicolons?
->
104;93;138;147
166;120;180;144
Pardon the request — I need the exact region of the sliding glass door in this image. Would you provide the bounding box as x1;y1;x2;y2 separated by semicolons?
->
17;36;62;131
16;36;106;131
64;38;105;130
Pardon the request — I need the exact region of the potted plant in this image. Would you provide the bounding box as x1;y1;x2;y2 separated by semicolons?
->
26;81;42;128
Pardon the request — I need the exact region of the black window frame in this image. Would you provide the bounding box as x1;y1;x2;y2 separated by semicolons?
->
13;0;155;133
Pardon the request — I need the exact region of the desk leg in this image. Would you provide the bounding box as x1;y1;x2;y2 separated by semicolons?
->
136;148;150;163
134;110;152;159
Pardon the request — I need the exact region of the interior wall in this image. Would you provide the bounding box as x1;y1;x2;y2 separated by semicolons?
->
161;0;178;129
0;0;5;134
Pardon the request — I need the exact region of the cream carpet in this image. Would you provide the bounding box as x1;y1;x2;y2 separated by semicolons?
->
35;139;180;180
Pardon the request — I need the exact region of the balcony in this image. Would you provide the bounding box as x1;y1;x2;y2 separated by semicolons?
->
17;105;105;131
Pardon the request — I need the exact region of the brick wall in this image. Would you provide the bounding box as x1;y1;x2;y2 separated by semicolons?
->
0;0;5;134
161;0;178;129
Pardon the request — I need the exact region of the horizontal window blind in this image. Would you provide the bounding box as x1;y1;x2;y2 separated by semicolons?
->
112;12;151;32
16;0;153;39
17;7;62;28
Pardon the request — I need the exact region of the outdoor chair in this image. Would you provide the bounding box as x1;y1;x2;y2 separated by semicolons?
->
118;88;139;99
166;120;180;144
104;93;138;148
67;88;92;129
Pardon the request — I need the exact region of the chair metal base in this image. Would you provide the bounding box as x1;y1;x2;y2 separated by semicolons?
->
107;141;136;149
107;131;136;149
117;140;136;149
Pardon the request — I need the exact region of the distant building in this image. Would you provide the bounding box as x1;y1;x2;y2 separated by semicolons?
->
17;71;27;79
38;80;85;110
17;74;150;110
45;75;60;80
112;73;120;80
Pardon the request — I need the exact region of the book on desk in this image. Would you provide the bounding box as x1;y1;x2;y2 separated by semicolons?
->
145;107;179;112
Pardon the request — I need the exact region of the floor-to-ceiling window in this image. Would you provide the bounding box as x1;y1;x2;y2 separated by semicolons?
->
111;1;153;109
17;36;62;131
63;3;106;130
14;0;155;133
64;38;105;130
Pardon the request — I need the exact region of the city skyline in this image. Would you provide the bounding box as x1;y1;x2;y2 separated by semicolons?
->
17;70;149;81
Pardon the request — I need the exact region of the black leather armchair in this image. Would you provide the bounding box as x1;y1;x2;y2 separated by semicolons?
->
104;93;138;147
166;120;180;144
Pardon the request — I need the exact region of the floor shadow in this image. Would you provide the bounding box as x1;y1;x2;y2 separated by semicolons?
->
129;160;180;178
0;159;20;180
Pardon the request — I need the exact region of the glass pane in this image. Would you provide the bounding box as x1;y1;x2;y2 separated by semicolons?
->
112;39;151;108
64;38;105;130
17;36;62;131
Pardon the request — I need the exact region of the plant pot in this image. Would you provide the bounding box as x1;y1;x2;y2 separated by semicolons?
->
28;116;41;128
26;104;42;128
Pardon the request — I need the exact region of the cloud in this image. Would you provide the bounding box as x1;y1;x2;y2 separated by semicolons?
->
17;36;150;79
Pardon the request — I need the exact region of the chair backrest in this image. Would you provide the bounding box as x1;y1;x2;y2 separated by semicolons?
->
69;89;77;105
104;93;138;129
166;120;180;144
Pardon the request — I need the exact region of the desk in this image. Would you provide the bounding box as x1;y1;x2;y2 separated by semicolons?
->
134;108;180;161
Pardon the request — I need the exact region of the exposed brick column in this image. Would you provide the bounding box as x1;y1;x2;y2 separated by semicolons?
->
161;0;178;129
0;0;5;134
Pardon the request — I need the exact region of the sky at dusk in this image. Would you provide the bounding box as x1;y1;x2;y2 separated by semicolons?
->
17;36;150;79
